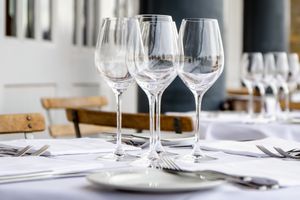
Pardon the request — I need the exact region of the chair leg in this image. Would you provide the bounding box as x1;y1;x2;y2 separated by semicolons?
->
71;110;82;138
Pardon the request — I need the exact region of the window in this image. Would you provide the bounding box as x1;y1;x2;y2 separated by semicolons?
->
5;0;17;36
40;0;52;40
24;0;35;38
5;0;53;41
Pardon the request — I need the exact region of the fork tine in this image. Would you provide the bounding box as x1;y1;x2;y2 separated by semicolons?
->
163;157;181;171
15;146;33;157
273;147;300;159
256;145;284;158
30;145;50;156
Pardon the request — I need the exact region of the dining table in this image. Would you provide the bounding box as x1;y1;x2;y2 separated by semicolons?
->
1;111;300;200
0;150;300;200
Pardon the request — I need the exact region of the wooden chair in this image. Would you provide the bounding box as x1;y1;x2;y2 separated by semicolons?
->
0;113;45;138
41;96;113;138
65;108;194;138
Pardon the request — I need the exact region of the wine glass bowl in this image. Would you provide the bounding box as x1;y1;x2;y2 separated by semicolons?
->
240;52;265;117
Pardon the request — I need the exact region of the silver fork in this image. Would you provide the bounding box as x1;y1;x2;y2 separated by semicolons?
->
256;145;300;159
158;157;280;190
256;145;284;158
0;145;33;157
273;147;300;159
15;145;33;157
30;145;50;156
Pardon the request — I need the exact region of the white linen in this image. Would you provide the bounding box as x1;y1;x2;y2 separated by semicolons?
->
201;137;300;157
0;156;103;178
167;111;300;141
0;152;300;200
177;157;300;187
0;138;140;156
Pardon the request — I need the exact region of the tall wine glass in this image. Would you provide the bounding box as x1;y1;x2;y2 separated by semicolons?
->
288;53;300;92
241;53;265;117
127;20;178;161
274;52;290;119
263;53;279;117
135;14;173;154
95;18;135;161
177;18;224;162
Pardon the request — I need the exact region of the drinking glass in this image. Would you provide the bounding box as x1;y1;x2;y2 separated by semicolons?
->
241;53;265;117
263;53;279;117
135;14;174;154
95;18;135;161
288;53;300;92
274;52;290;118
127;20;178;161
177;18;224;162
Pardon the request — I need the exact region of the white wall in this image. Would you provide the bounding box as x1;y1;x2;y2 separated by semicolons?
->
0;0;139;139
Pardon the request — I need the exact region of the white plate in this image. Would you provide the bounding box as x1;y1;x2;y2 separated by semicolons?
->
87;168;223;193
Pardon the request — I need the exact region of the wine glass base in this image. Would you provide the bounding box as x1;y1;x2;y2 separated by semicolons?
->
130;150;160;167
155;142;178;157
97;152;138;162
176;154;217;164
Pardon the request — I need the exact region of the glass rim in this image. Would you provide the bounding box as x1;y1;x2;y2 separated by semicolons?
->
135;14;172;18
102;17;129;21
182;18;218;22
140;20;176;24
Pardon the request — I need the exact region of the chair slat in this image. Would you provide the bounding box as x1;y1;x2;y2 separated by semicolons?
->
41;96;108;109
49;124;114;138
0;113;45;134
66;109;194;133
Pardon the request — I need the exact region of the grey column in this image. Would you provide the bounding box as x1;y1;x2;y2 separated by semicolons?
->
138;0;226;113
243;0;290;52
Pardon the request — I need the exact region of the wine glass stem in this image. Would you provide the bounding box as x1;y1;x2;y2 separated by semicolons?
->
282;84;290;114
193;92;205;157
114;92;124;157
247;85;254;117
155;92;163;152
257;83;266;116
147;94;156;151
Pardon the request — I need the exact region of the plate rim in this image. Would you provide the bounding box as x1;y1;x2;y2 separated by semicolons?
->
87;168;224;193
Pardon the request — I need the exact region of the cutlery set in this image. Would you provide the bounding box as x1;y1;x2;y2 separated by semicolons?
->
155;157;280;190
256;145;300;159
0;145;49;157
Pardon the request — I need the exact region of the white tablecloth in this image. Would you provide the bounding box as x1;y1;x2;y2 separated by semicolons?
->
1;176;299;200
169;111;300;141
201;122;300;141
0;151;299;200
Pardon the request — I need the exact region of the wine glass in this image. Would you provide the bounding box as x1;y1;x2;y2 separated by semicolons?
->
95;17;135;161
288;53;300;92
241;53;265;118
177;18;224;162
127;20;179;162
263;53;279;118
274;52;290;119
135;14;173;154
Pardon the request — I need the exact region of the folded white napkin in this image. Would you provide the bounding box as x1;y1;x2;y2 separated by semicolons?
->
0;138;140;156
201;137;300;157
0;156;103;177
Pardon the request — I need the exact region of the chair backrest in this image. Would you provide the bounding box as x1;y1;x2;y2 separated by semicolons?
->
0;113;45;134
41;96;109;138
66;108;194;137
41;96;108;110
226;88;300;111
